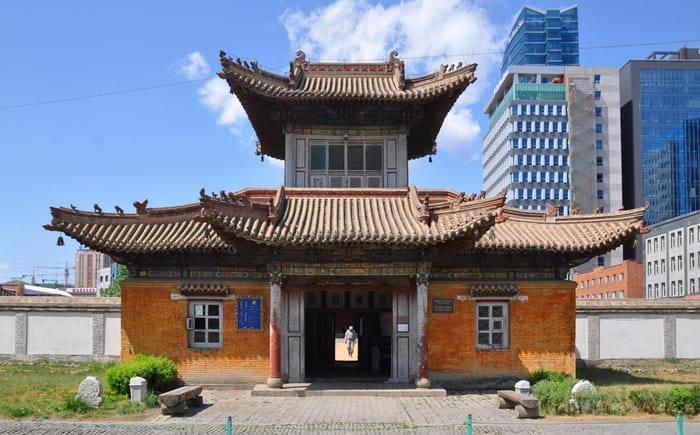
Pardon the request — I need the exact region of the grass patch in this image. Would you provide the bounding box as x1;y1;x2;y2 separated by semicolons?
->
0;361;160;419
529;360;700;417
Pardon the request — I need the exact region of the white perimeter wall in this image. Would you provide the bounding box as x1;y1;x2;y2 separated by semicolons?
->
676;315;700;358
0;297;120;362
27;312;93;355
576;300;700;360
0;312;15;354
575;317;588;359
599;315;665;359
104;313;121;356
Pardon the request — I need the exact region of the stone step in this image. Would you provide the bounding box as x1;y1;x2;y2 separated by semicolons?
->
251;383;447;397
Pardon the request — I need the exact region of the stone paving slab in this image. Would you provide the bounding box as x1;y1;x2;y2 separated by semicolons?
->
0;388;698;434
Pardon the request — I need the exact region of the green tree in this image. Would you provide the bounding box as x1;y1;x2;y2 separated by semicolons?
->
100;264;128;297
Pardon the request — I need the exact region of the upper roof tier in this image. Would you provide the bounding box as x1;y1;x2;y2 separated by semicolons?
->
218;50;477;160
44;187;648;264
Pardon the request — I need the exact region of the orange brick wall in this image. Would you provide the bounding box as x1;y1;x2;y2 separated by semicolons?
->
428;281;576;379
121;280;269;386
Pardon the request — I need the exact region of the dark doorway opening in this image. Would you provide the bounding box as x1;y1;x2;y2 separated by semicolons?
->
305;290;392;381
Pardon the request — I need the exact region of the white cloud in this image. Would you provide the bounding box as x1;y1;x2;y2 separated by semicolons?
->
0;263;9;270
197;78;246;126
438;107;482;160
280;0;503;159
180;52;211;80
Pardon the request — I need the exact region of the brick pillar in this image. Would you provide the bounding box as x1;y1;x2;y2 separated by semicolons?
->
415;261;431;388
267;262;283;388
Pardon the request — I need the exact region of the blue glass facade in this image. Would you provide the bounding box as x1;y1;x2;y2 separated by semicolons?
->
640;69;700;224
501;6;579;74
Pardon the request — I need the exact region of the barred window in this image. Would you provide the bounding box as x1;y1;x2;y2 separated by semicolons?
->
188;302;222;349
476;302;509;349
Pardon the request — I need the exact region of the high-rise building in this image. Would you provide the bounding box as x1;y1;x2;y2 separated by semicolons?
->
75;248;113;288
483;65;623;268
501;5;579;75
620;47;700;229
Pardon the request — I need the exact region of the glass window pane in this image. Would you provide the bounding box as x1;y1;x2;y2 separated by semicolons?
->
478;333;490;345
329;145;344;170
347;145;363;170
208;332;220;343
310;145;326;170
208;304;219;316
478;306;489;317
208;318;219;329
478;319;490;331
194;331;206;342
492;333;503;345
194;318;206;329
366;145;382;170
194;304;205;316
492;306;503;317
493;320;503;330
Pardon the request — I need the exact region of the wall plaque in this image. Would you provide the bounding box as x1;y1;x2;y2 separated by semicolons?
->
432;298;454;313
237;297;263;330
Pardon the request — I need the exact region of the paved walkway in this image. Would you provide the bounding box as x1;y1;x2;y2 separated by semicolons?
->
0;388;698;434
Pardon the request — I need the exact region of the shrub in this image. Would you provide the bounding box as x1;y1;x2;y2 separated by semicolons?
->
531;376;578;415
530;369;571;385
105;354;178;396
658;386;697;416
61;395;93;414
629;388;658;413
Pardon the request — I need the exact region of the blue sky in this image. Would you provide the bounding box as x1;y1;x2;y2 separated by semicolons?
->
2;0;699;284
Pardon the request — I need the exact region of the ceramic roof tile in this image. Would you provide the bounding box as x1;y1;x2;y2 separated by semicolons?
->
45;187;648;257
475;207;647;253
45;204;228;255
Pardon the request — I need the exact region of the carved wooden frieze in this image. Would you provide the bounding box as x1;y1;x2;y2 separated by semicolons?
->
179;283;228;297
469;283;519;298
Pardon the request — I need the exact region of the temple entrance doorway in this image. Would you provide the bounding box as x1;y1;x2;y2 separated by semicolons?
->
304;289;392;381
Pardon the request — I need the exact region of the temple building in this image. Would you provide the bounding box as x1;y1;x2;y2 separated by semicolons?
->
44;50;647;388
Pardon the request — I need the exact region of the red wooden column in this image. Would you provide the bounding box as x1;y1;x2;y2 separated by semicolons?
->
267;262;283;388
415;261;431;388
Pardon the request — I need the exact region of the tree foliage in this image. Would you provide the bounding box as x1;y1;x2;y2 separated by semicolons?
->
100;264;128;297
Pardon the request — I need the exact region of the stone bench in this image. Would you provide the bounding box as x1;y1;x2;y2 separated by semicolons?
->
497;390;539;419
158;385;203;415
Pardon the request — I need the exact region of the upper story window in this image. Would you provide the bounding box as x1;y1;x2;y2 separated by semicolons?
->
310;141;383;188
593;74;601;84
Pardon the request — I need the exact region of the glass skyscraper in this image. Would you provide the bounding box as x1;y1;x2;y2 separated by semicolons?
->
485;5;622;269
501;6;579;75
620;49;700;227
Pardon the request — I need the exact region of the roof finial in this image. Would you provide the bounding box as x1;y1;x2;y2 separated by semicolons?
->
293;50;307;67
389;50;400;64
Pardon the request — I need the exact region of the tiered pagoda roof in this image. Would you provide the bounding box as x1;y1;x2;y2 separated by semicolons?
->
45;187;647;263
218;50;477;159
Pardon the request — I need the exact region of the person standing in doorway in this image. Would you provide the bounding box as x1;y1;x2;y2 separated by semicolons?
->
344;325;357;357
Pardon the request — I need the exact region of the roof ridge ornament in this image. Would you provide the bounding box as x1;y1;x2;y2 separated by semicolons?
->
388;49;405;89
289;50;308;86
133;199;149;215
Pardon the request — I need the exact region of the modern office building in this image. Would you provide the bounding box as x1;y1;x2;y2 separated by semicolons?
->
643;209;700;299
483;65;623;267
501;5;579;75
620;47;700;230
75;248;113;288
573;260;643;299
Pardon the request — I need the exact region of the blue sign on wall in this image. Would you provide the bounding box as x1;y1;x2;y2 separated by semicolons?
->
237;297;262;330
